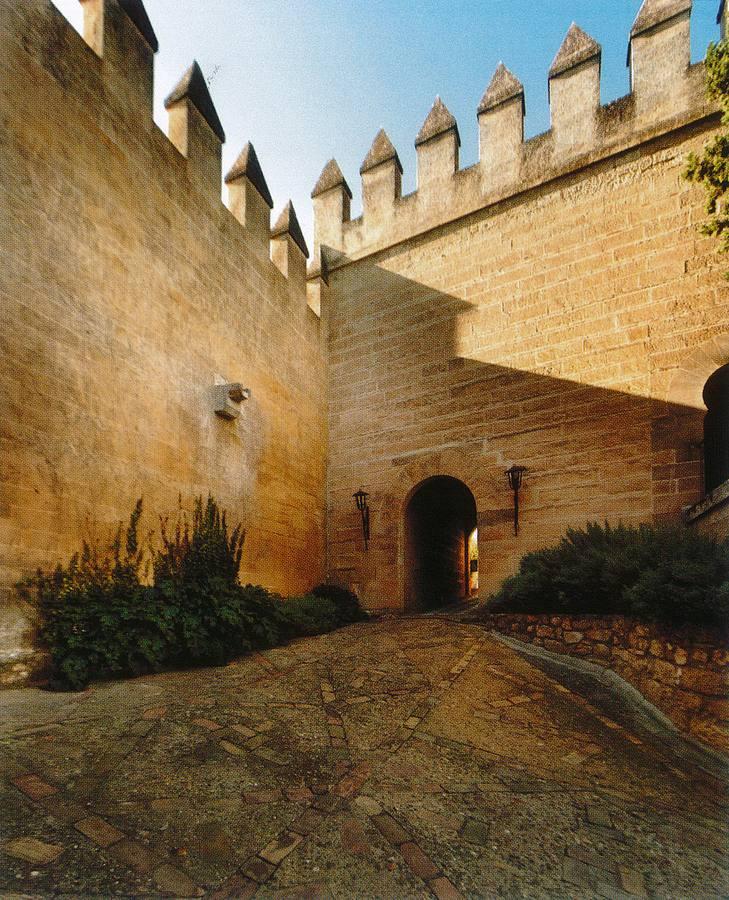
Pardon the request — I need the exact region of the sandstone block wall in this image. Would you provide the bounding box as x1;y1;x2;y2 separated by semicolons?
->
483;613;728;755
318;7;728;610
0;1;327;682
687;480;729;541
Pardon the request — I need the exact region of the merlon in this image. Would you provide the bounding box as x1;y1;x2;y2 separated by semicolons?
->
478;63;524;115
549;23;601;79
118;0;159;52
271;201;309;258
164;61;226;143
415;96;460;147
360;129;403;175
312;159;352;199
225;142;274;208
631;0;692;38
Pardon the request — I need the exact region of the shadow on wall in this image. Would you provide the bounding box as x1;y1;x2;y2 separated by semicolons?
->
325;252;722;610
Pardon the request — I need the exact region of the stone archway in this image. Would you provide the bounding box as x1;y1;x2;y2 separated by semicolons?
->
665;335;729;410
704;363;729;493
404;476;477;611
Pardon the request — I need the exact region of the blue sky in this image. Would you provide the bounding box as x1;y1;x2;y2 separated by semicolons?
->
51;1;721;247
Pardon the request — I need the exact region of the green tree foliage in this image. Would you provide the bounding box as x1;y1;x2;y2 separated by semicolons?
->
19;497;366;690
488;522;729;632
684;40;729;269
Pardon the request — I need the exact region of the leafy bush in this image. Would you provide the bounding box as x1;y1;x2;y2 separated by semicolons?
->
18;500;171;691
152;498;281;666
311;583;368;626
277;585;367;639
488;522;729;631
154;496;244;591
278;594;341;637
20;497;366;691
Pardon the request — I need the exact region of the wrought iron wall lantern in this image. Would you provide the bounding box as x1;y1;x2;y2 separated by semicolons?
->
353;488;370;550
506;465;527;535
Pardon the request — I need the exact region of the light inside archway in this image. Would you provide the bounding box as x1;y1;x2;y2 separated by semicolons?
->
468;527;478;594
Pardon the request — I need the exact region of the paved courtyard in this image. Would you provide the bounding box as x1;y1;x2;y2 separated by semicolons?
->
0;617;727;899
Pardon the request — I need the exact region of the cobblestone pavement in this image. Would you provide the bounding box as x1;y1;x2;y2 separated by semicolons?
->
1;618;727;899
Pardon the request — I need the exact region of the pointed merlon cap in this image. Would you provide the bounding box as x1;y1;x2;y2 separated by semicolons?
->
360;129;403;175
549;23;601;78
478;63;524;114
311;159;353;199
118;0;159;52
271;201;309;258
631;0;691;38
164;61;226;143
308;249;329;284
415;96;461;147
225;142;273;208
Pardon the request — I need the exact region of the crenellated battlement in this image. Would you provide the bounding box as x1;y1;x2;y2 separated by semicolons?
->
11;0;324;321
313;0;722;268
12;0;720;296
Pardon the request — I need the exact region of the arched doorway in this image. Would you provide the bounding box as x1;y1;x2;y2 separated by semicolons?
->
404;476;477;611
704;364;729;492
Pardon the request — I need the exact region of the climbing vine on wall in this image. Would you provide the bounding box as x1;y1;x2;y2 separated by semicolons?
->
684;39;729;274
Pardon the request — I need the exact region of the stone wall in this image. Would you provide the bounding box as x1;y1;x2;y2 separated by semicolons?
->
686;479;729;541
0;1;327;682
317;6;728;610
483;613;728;754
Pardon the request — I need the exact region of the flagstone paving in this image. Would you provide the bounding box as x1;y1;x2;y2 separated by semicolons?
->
0;617;727;898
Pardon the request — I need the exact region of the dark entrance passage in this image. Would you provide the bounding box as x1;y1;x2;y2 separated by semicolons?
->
704;363;729;493
404;476;478;611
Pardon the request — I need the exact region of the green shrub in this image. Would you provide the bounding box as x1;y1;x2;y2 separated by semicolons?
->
18;500;171;691
278;594;341;637
488;522;729;631
311;583;367;625
21;497;367;691
152;498;282;666
278;586;366;638
154;496;244;591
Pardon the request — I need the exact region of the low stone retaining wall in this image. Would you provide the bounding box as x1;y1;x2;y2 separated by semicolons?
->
686;479;729;542
481;613;728;755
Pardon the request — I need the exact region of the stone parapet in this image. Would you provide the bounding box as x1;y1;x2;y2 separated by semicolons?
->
482;612;729;754
685;479;729;540
313;1;719;267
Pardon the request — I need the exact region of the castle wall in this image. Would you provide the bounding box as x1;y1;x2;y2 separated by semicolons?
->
318;10;728;610
0;1;327;682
